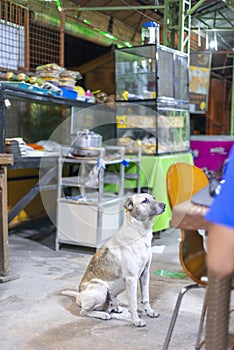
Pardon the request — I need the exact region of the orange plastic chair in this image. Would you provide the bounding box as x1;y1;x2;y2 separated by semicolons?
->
163;162;209;350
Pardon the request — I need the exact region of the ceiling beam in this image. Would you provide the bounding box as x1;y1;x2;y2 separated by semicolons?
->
186;0;207;17
192;28;234;31
60;5;164;12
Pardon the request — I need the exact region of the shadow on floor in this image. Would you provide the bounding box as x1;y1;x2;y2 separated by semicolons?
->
9;216;96;255
9;216;56;250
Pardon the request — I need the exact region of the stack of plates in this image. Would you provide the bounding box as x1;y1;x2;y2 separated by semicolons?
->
5;137;26;156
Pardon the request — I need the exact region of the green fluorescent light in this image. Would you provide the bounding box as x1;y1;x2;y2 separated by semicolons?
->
123;41;133;47
93;28;116;40
56;0;61;11
104;33;117;40
83;19;91;24
97;30;118;41
81;26;131;45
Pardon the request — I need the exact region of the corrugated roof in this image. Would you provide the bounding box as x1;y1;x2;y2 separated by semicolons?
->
58;0;234;51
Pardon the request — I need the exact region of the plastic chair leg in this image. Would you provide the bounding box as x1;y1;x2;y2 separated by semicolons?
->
163;284;200;350
195;289;207;349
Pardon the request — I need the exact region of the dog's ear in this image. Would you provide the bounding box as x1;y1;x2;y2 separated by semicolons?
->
124;196;133;211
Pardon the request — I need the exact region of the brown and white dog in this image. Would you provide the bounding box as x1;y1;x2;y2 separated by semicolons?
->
61;193;165;327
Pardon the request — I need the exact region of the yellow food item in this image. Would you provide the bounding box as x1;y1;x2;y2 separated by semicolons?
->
74;85;85;96
18;73;30;82
29;76;37;84
6;72;17;81
29;76;43;86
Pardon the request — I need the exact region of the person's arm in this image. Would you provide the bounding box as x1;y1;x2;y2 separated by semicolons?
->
207;222;234;279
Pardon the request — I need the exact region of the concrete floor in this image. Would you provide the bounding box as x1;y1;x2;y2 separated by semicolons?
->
1;217;233;350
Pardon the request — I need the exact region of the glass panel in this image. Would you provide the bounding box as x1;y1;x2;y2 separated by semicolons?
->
70;105;116;143
157;48;174;98
6;97;74;144
115;45;156;101
157;107;190;153
115;102;157;154
174;54;189;101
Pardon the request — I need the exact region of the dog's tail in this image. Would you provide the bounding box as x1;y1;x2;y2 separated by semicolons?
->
61;290;81;305
61;290;78;298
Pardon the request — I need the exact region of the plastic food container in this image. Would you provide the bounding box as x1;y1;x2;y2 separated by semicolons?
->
141;21;160;45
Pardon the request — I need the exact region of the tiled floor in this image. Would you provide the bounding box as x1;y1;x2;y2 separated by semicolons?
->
0;217;233;350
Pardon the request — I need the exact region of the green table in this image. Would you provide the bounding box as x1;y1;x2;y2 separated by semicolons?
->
105;152;193;232
139;152;193;232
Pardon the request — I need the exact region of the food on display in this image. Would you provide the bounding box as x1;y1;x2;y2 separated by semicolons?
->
18;73;30;83
6;72;17;81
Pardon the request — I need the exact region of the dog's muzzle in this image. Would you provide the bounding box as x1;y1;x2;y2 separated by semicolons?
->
160;203;166;212
155;202;166;214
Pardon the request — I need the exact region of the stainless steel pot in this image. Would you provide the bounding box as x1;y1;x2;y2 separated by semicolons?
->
71;129;102;156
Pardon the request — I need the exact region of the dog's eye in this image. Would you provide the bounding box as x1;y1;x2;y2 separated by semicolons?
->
142;198;149;204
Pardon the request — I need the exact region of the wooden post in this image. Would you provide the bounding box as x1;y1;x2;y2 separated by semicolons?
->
59;9;65;67
0;154;14;282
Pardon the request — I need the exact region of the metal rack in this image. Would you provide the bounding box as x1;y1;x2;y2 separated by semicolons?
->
56;146;141;250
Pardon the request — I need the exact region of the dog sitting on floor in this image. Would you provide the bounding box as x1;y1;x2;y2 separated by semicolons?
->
61;193;166;327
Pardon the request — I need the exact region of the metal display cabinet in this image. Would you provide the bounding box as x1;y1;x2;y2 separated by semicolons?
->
56;146;141;250
115;44;190;155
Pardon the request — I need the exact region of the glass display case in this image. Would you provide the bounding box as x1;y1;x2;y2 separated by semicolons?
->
114;44;190;155
3;84;92;146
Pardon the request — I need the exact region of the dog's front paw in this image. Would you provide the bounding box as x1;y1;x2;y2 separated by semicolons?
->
134;319;146;327
81;310;112;320
101;312;112;320
111;306;123;314
143;303;160;318
146;309;160;318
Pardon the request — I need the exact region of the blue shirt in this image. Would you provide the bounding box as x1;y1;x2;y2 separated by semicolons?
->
205;145;234;229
